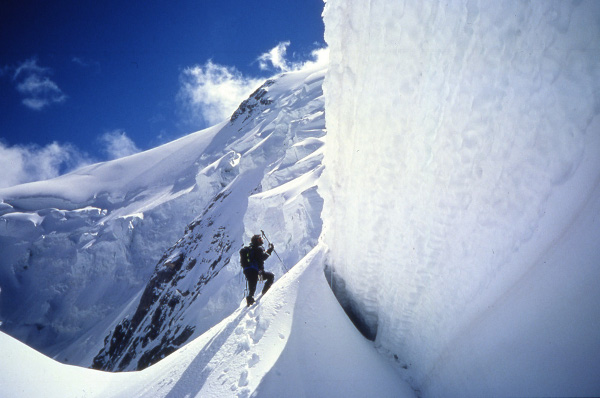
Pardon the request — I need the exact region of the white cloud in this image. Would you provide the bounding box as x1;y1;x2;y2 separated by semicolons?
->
13;58;47;79
72;56;101;73
0;141;91;189
256;42;329;73
0;130;141;189
99;130;141;160
305;47;330;69
178;60;263;127
12;58;66;111
71;57;89;67
257;41;292;72
177;44;328;129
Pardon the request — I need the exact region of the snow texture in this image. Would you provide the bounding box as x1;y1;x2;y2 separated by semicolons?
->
322;0;600;396
2;1;600;397
0;245;415;398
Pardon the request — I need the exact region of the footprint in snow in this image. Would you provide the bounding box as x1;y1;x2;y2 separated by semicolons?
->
237;388;250;398
238;369;249;387
236;335;251;353
252;318;269;343
248;353;260;368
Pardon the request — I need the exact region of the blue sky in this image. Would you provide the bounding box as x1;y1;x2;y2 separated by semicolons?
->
0;0;325;188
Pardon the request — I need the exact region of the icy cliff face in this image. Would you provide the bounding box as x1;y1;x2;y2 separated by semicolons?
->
0;64;326;368
322;1;600;396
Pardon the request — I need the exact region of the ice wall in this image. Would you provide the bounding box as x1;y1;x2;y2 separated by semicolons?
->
322;1;600;396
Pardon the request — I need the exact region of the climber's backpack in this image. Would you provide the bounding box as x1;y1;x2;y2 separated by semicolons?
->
239;246;251;269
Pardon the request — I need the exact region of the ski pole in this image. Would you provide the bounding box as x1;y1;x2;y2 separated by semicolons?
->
261;230;288;271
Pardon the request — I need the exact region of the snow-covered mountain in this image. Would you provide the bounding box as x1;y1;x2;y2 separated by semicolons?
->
0;62;327;369
91;67;327;372
2;1;600;397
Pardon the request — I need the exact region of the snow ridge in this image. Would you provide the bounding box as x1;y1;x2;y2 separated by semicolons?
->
1;244;416;398
90;65;326;371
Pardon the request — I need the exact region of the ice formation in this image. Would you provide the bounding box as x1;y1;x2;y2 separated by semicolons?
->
322;0;600;396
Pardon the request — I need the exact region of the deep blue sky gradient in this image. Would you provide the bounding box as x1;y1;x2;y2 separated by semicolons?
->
1;0;325;161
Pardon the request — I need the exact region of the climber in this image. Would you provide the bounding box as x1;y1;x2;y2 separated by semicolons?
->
239;234;275;306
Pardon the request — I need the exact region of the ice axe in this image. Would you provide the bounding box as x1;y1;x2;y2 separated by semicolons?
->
261;230;288;272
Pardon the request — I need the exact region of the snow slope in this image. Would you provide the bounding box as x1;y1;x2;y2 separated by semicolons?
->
91;64;327;371
322;0;600;396
0;61;327;367
1;331;134;398
0;245;415;398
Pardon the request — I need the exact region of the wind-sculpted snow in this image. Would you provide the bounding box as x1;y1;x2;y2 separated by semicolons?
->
322;1;600;396
0;65;326;369
91;65;326;371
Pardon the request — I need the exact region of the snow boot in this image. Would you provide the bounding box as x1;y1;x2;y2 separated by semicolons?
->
246;296;255;307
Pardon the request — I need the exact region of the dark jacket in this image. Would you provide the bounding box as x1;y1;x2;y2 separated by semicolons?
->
248;244;271;271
